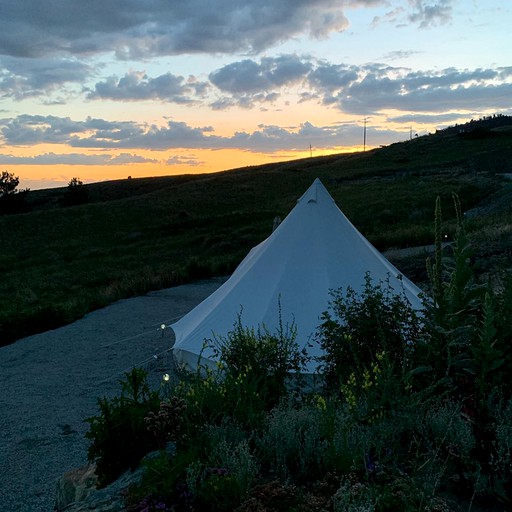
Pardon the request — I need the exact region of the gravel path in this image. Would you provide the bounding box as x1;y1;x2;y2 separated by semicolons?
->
0;278;225;512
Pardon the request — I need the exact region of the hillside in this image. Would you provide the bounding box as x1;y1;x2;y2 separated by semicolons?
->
1;115;512;345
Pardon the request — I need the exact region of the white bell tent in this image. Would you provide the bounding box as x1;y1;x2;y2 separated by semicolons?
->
171;178;424;373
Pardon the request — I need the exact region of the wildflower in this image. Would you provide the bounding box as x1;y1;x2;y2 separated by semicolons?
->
316;395;327;411
362;368;373;390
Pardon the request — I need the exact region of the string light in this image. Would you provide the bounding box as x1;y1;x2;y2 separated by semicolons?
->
163;373;170;381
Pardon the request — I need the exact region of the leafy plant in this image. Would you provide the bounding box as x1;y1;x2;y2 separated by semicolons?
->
85;367;161;486
316;272;424;413
419;194;509;402
172;316;309;432
145;396;188;449
256;402;329;483
188;440;258;512
209;314;309;410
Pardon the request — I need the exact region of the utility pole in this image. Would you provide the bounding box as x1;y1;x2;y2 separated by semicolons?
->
363;117;367;152
410;126;413;140
309;144;312;158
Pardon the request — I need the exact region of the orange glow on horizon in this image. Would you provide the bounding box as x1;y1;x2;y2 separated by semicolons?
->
14;145;364;190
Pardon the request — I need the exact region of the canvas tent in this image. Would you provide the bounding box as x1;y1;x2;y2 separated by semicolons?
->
171;178;424;373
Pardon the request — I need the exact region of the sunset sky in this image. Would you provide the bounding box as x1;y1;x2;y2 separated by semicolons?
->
0;0;511;190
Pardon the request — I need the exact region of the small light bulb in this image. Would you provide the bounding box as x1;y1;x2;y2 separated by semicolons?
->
163;373;170;381
161;324;166;330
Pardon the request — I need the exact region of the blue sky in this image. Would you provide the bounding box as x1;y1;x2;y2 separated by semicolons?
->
0;0;510;189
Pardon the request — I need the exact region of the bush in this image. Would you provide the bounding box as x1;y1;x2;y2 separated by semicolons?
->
188;439;258;512
256;402;329;483
171;317;309;432
209;316;309;410
62;177;89;206
85;368;161;486
316;272;425;419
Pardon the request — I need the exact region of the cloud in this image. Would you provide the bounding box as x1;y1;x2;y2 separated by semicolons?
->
0;151;158;165
206;57;512;116
166;155;203;166
387;112;477;124
0;1;467;104
210;55;312;94
0;56;91;99
0;115;223;150
87;70;208;102
381;50;422;61
308;62;359;93
0;113;402;152
337;67;512;114
0;0;362;59
372;0;453;28
407;0;453;28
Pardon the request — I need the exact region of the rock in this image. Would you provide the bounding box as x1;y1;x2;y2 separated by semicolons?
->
55;462;149;511
55;446;175;511
55;464;99;510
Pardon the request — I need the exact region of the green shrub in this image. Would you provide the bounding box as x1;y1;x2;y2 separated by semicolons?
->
317;273;425;423
145;396;188;449
171;317;309;431
209;315;309;410
489;396;512;503
85;368;161;486
188;439;258;512
256;402;329;482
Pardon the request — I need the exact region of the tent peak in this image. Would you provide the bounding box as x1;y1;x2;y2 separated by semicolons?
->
297;177;325;204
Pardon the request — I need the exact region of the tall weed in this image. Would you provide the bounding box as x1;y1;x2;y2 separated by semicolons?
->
85;368;161;486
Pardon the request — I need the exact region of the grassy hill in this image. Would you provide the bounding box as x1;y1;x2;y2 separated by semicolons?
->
1;115;512;346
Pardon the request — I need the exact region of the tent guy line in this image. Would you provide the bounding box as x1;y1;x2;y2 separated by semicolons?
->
86;345;175;389
100;314;183;349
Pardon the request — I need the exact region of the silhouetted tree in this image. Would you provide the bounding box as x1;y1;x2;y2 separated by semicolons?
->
0;170;19;196
62;177;89;206
0;171;29;214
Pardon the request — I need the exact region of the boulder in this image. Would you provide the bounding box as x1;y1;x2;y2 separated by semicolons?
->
55;464;99;510
54;463;145;511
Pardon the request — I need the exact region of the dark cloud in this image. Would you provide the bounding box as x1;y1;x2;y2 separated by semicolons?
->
0;115;93;145
0;0;470;107
338;67;512;114
0;0;360;59
209;55;312;94
87;71;208;102
0;57;91;99
210;92;281;110
207;56;512;116
308;63;360;93
0;113;404;153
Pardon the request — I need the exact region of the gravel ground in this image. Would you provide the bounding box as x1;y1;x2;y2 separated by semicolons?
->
0;278;225;512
